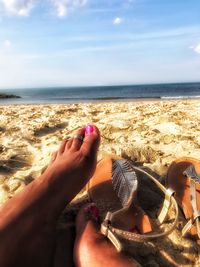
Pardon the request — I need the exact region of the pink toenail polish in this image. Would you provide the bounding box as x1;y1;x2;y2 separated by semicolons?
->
89;204;99;219
84;203;99;221
85;124;94;135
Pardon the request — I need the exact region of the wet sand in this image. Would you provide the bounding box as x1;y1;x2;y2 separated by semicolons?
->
0;100;199;266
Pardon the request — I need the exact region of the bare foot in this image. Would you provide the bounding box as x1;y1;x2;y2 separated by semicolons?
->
74;203;141;267
0;125;100;267
40;124;101;217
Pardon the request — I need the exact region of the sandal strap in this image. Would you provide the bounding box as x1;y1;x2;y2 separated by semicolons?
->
190;179;199;220
182;214;200;238
183;166;200;238
157;188;175;224
184;164;200;183
101;212;122;252
100;165;179;251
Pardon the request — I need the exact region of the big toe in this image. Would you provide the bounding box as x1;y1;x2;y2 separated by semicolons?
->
75;203;101;242
80;125;100;158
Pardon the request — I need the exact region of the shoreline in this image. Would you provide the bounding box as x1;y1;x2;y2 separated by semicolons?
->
1;96;200;106
1;81;200;106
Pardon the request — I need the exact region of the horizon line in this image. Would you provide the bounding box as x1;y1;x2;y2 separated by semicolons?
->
1;80;200;91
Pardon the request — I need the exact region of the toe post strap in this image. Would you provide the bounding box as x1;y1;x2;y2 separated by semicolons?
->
101;212;123;252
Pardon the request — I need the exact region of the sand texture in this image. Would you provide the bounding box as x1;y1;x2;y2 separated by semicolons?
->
0;100;199;266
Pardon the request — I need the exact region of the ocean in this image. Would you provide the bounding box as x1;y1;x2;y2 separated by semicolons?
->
0;82;200;104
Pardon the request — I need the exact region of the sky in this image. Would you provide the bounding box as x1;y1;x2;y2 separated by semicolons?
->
0;0;200;89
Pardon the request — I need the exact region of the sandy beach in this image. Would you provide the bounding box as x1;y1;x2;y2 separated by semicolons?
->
0;100;199;266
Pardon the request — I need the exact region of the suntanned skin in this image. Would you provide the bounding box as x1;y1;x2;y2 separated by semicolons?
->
0;125;140;267
0;126;100;267
74;203;140;267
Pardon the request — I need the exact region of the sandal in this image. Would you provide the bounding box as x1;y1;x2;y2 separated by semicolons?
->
167;157;200;241
87;155;179;251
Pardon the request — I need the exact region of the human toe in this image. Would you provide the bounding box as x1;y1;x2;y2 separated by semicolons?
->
75;203;100;237
80;125;100;157
71;128;85;151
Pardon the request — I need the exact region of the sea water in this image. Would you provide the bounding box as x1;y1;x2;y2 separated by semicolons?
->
0;82;200;104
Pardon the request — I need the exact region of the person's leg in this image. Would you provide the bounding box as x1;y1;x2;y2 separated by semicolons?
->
0;125;100;267
74;203;141;267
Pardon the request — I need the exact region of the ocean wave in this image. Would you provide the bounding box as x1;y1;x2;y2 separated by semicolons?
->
161;95;200;100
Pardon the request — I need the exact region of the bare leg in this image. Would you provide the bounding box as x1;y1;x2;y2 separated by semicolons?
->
0;125;100;267
74;203;141;267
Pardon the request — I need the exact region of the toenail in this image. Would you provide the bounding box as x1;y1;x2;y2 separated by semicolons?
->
84;203;99;221
85;124;94;135
89;205;99;218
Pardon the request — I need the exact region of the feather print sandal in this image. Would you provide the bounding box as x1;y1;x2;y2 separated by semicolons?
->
167;157;200;243
87;155;179;252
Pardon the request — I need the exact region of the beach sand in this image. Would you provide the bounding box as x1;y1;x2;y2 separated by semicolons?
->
0;100;199;266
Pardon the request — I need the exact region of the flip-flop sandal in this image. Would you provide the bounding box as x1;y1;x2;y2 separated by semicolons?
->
167;157;200;241
87;155;179;251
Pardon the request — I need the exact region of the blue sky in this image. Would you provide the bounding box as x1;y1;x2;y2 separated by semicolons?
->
0;0;200;89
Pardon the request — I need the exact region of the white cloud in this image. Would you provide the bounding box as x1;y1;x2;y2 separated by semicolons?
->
113;17;123;25
0;0;87;17
54;2;66;17
0;0;35;16
3;39;12;48
194;44;200;54
51;0;87;17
